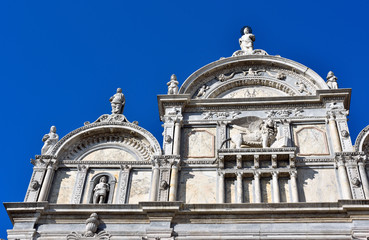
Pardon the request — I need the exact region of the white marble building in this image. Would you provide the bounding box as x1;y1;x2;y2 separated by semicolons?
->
5;27;369;240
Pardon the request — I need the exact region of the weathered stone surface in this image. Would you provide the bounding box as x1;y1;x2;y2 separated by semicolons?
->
49;169;77;203
128;170;151;204
181;128;215;158
178;170;216;203
81;148;136;161
293;124;330;156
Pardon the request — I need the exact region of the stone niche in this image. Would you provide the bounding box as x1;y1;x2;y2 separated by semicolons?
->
181;128;216;159
178;169;216;203
292;124;330;156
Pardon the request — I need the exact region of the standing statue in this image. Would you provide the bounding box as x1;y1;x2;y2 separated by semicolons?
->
239;26;255;54
167;74;179;95
326;71;338;89
261;118;277;148
93;176;110;204
41;126;59;155
109;88;125;114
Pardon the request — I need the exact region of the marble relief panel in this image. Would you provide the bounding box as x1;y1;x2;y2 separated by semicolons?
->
243;178;253;203
225;178;236;203
128;170;151;204
292;124;330;156
49;169;77;203
297;168;339;202
81;148;137;161
220;86;287;99
261;177;272;203
178;170;216;203
279;177;290;203
182;128;216;158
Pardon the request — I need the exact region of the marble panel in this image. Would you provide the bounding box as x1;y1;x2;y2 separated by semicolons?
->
261;177;272;203
48;169;77;203
293;124;329;156
128;170;151;204
82;169;120;203
81;148;137;161
225;177;236;203
182;128;216;158
243;178;253;203
279;177;290;203
297;168;339;202
178;170;216;203
220;86;287;99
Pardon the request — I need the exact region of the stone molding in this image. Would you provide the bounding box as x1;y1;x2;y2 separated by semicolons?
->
354;124;369;154
51;122;162;157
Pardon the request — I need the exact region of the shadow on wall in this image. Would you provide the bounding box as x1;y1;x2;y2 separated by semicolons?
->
297;166;319;202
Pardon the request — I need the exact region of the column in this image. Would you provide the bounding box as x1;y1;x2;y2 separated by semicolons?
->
173;119;182;155
218;172;225;203
38;160;56;202
290;171;299;203
168;161;179;201
150;161;160;201
272;171;280;203
337;158;352;199
236;172;243;203
358;161;369;199
328;113;342;152
254;171;261;203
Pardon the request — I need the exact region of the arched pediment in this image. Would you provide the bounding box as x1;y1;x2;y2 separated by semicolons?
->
52;121;162;161
354;125;369;155
179;55;328;99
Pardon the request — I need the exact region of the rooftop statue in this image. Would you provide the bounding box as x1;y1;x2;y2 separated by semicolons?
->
232;26;268;57
167;74;179;95
41;126;59;155
239;26;255;54
109;88;125;114
326;71;338;89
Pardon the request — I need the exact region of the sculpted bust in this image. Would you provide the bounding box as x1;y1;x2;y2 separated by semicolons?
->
41;126;59;155
93;176;110;204
239;26;255;54
109;88;125;114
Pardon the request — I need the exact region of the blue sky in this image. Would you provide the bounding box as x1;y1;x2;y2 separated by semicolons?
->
1;1;369;238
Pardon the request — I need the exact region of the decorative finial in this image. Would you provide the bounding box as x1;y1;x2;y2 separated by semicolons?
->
326;71;338;89
109;88;125;114
41;126;59;155
167;74;179;95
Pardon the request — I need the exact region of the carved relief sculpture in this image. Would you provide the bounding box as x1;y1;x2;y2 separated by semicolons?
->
326;71;338;89
93;176;110;204
109;88;125;114
41;126;59;155
221;117;277;149
67;213;111;240
167;74;179;95
196;85;210;98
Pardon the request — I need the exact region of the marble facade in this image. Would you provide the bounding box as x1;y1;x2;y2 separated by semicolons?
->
4;27;369;239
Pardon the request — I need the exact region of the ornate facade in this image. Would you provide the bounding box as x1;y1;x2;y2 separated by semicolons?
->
5;27;369;240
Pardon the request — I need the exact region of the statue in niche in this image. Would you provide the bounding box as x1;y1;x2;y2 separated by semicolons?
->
41;126;59;155
167;74;179;95
93;176;110;204
109;88;125;114
326;71;338;89
239;26;255;54
221;117;277;149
